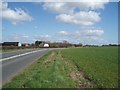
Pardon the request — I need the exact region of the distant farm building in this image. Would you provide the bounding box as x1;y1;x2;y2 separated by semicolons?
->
43;44;49;47
22;43;30;47
35;41;45;47
18;43;22;47
35;41;50;47
2;42;21;46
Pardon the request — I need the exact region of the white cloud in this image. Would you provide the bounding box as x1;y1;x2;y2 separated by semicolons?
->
67;0;109;10
22;35;29;38
2;34;31;43
43;3;73;14
56;11;101;26
42;1;109;44
43;0;109;3
43;1;108;26
1;2;33;25
0;2;7;11
57;29;105;44
58;29;104;37
43;1;109;14
57;31;70;35
77;29;104;37
34;35;51;41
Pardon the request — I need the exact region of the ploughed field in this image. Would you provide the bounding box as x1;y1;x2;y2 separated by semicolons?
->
3;46;118;88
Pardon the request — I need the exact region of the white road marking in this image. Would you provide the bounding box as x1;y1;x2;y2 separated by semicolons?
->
0;49;48;62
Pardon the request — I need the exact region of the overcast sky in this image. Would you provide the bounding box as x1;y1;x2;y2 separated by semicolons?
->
1;0;118;45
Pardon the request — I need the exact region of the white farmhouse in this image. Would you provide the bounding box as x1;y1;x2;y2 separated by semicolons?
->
18;43;22;47
43;43;49;47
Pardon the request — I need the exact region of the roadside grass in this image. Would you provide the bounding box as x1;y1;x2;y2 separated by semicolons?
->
4;50;90;88
3;46;118;88
61;46;118;88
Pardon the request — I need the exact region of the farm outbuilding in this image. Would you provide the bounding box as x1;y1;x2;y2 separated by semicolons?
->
43;44;49;47
2;42;21;47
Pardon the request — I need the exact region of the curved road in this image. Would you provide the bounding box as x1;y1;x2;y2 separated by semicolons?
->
1;48;57;85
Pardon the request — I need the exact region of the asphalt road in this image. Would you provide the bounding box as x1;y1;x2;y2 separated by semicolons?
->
1;48;56;85
2;49;40;59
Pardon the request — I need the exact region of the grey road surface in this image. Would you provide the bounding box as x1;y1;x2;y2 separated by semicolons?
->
2;49;41;59
1;48;55;85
